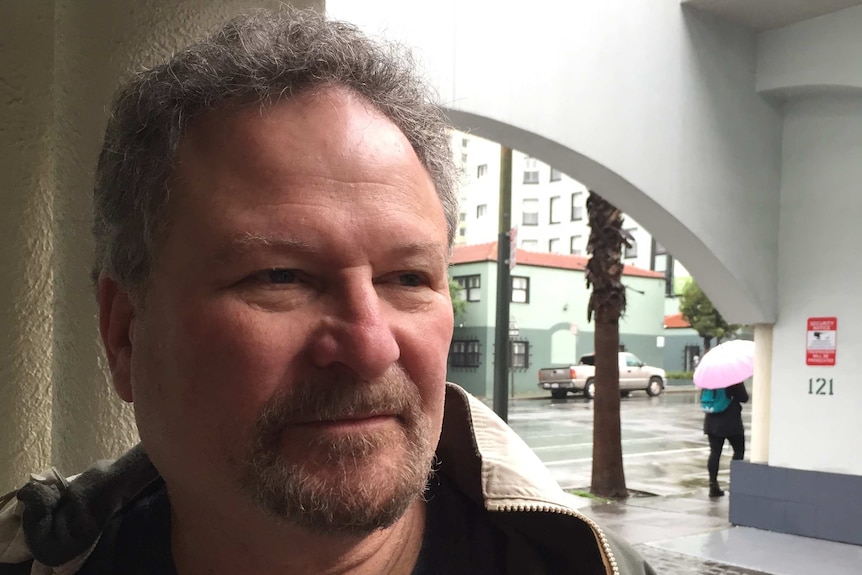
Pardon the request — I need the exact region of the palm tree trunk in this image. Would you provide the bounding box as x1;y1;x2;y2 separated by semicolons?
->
591;308;626;498
586;191;628;499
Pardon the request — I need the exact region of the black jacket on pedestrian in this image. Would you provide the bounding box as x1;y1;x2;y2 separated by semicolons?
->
703;382;749;437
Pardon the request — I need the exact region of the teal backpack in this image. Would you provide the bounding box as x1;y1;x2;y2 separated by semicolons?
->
701;388;732;413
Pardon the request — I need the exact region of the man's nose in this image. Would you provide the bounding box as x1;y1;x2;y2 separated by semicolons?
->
309;284;400;379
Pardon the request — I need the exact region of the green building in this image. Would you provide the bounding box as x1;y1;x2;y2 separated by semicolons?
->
446;242;678;398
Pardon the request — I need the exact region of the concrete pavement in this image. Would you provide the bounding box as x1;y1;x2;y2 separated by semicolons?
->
580;487;862;574
498;390;862;574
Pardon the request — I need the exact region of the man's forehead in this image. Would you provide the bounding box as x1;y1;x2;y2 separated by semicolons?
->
174;87;434;197
164;86;448;257
184;87;408;152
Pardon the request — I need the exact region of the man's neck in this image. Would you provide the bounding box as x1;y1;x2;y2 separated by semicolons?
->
170;497;426;575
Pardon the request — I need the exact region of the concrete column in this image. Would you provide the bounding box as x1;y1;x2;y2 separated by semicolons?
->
750;323;773;463
0;3;56;494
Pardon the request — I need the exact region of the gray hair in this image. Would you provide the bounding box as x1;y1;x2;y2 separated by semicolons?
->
92;5;457;301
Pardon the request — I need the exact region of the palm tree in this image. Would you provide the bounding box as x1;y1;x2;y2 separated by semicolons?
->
585;191;628;499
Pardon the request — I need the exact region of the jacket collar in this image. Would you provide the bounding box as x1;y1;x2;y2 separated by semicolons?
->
439;384;617;574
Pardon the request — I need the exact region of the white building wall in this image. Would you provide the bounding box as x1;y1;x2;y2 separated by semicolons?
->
757;4;862;95
769;95;862;474
453;133;501;246
755;4;862;475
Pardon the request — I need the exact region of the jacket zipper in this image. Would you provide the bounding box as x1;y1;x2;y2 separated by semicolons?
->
493;503;619;575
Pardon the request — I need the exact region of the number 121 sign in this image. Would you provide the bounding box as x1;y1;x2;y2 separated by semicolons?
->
806;317;837;366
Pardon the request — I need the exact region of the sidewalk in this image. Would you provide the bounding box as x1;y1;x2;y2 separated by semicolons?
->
580;490;862;574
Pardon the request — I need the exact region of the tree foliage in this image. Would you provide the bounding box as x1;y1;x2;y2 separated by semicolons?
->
449;278;468;319
678;280;739;351
585;191;628;500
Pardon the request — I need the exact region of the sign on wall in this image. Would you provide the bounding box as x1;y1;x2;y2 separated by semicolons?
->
806;317;837;366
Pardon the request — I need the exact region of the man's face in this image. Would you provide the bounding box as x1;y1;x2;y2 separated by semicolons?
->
106;88;454;535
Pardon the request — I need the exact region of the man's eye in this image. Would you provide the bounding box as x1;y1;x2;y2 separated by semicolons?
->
267;269;297;284
399;273;423;287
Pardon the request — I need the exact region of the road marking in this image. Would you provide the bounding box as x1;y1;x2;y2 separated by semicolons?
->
528;438;707;451
544;446;710;466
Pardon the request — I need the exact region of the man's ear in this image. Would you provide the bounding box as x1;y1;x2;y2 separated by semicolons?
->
98;275;136;403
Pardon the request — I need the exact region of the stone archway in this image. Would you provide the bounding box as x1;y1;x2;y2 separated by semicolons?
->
446;109;771;324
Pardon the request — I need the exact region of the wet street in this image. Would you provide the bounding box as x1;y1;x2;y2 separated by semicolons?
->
500;393;857;575
503;390;752;496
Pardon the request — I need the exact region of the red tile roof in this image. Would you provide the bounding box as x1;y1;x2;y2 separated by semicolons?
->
449;242;499;264
451;242;664;279
664;313;691;329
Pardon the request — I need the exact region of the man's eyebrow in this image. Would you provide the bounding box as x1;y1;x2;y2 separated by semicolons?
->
385;242;450;268
210;235;449;266
212;233;318;263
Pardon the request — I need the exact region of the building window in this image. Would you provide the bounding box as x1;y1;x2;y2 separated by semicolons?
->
477;163;488;178
461;137;469;148
521;239;538;250
549;195;562;224
459;212;467;222
523;157;539;184
651;239;674;296
477;204;487;218
569;235;583;256
549;238;560;253
651;240;667;271
550;168;562;182
624;228;638;259
453;275;481;302
522;198;539;226
461;153;468;164
458;227;466;237
511;276;530;303
509;340;530;369
450;340;481;368
684;345;702;371
571;192;584;221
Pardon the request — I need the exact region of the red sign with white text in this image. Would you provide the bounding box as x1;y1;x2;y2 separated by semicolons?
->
806;317;837;366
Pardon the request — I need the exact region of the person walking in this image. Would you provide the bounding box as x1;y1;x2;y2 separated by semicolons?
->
703;382;749;497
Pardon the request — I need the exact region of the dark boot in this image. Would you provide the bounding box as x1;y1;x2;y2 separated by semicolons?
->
709;482;725;498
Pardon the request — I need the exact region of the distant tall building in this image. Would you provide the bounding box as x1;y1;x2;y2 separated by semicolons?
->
451;130;691;314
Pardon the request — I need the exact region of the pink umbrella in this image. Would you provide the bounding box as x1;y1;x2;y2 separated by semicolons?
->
693;339;755;389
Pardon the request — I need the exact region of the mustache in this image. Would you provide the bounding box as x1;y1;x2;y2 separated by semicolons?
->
254;365;420;438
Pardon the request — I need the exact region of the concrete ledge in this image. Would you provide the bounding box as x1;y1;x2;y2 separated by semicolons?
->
730;461;862;546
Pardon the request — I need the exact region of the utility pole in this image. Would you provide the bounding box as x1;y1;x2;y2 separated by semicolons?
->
493;146;513;421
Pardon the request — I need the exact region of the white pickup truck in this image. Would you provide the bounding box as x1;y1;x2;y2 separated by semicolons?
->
537;352;666;399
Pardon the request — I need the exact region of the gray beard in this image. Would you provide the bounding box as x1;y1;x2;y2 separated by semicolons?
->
236;366;436;537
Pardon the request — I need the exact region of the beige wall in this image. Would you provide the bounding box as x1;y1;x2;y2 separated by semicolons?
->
0;2;56;494
1;0;322;494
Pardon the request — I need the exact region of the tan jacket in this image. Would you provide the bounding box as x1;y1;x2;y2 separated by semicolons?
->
0;383;653;574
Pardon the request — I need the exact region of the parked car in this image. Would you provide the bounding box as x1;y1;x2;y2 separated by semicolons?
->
537;352;666;399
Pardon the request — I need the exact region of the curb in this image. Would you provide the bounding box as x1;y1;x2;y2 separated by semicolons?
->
663;385;697;393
